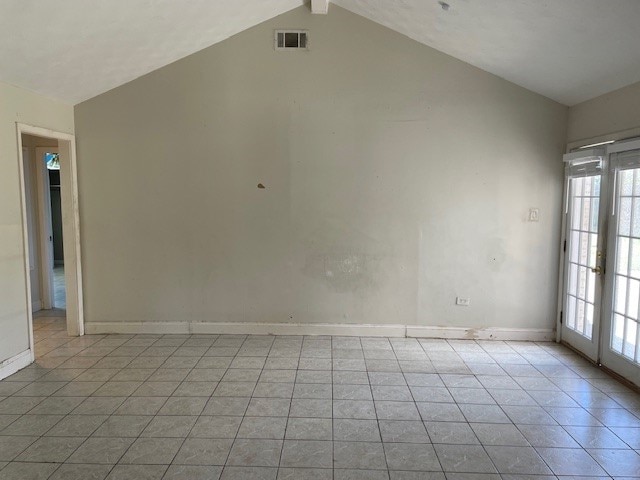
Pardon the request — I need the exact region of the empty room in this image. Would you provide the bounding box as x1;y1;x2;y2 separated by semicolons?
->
1;0;640;479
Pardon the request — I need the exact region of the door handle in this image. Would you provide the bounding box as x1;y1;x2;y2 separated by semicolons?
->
592;266;603;275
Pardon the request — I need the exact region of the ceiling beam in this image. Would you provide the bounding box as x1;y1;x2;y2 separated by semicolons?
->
311;0;329;14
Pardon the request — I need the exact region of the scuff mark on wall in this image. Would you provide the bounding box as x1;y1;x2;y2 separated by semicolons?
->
303;251;385;294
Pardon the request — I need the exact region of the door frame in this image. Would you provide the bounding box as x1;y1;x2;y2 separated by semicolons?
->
16;123;84;338
557;148;608;361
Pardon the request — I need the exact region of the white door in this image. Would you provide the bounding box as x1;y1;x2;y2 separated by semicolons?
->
601;149;640;384
561;155;607;361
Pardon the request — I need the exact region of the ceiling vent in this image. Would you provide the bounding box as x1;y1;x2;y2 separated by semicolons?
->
275;30;308;50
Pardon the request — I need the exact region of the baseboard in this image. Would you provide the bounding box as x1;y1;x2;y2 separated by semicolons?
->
406;326;555;341
85;322;406;337
85;321;554;341
0;349;33;381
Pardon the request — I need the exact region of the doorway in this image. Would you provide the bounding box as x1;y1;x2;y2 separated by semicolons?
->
17;124;84;342
560;140;640;387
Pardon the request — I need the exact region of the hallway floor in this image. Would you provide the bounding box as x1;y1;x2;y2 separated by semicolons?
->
0;315;639;479
52;265;65;310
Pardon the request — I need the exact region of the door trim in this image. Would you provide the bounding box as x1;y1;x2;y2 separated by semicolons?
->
16;123;84;338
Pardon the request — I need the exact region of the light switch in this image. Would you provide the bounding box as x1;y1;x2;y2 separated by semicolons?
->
528;208;540;222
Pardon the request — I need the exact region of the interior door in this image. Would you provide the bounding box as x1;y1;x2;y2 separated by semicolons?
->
601;150;640;384
561;155;607;361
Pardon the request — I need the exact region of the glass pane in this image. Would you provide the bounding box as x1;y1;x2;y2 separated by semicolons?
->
572;195;582;230
621;170;633;196
570;231;580;264
578;266;588;299
615;276;628;314
593;175;601;196
590;198;600;232
568;263;578;295
579;233;589;265
627;278;640;320
585;303;594;338
567;295;576;330
619;198;632;236
631;239;640;278
587;270;596;303
576;300;585;332
612;314;625;354
623;320;638;359
574;177;584;197
617;237;630;274
581;198;591;231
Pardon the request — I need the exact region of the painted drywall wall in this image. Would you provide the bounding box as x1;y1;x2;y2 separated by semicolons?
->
75;5;567;332
568;80;640;144
0;82;73;365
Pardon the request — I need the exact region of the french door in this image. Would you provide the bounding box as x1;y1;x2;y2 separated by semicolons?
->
561;144;640;386
561;158;606;362
600;150;640;383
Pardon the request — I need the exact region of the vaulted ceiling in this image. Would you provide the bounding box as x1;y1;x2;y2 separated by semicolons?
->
1;0;640;106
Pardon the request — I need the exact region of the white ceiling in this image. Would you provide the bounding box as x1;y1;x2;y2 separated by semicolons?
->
0;0;304;104
334;0;640;106
1;0;640;105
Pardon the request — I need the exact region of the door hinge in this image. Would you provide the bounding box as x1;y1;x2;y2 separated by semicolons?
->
563;240;566;252
560;311;563;325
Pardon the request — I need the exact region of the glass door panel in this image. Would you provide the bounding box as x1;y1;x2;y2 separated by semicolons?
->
562;174;604;360
602;164;640;383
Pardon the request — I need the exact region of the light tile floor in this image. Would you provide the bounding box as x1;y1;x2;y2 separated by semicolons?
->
0;314;639;479
52;265;66;310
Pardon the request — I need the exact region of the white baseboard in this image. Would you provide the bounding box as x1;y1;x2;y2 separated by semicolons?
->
0;349;34;381
85;321;554;341
406;326;555;341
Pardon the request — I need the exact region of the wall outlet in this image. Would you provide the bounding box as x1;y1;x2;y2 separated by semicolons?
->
528;208;540;222
456;297;471;306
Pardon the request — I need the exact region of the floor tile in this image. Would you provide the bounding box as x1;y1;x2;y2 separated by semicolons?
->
384;442;440;471
67;437;135;464
227;438;282;467
173;438;233;465
434;444;497;473
0;462;58;480
484;446;551;474
286;417;332;440
119;437;183;464
334;441;386;470
535;447;607;475
280;440;332;468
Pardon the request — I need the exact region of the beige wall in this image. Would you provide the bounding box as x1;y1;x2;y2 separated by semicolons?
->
75;6;567;332
568;80;640;144
0;82;73;365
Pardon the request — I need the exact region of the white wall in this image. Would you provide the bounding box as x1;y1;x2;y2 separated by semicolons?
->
0;82;73;367
75;6;567;334
568;80;640;144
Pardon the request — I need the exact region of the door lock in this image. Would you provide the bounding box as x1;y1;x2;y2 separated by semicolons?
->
591;266;603;275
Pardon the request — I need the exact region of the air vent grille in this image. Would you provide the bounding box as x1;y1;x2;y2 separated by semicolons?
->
275;30;308;50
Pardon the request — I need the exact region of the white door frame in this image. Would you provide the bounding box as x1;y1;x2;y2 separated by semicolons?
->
557;148;608;361
16;123;84;337
34;146;58;310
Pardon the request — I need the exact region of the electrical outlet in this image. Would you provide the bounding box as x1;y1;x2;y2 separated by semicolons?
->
456;297;471;306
